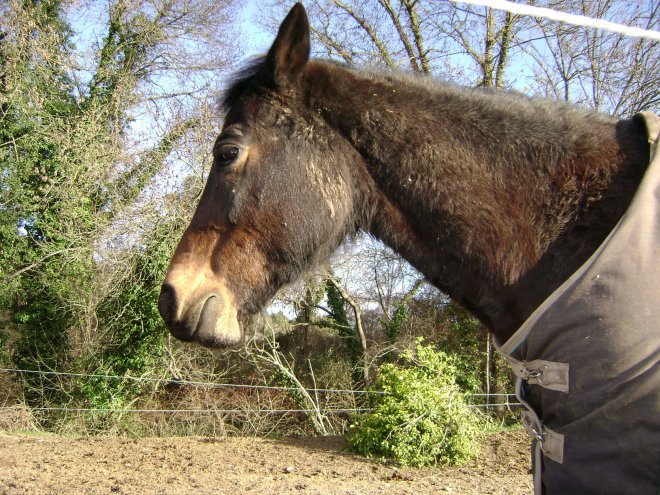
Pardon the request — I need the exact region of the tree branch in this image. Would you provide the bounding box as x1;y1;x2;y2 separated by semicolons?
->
331;0;395;69
5;248;82;279
403;0;430;73
378;0;420;71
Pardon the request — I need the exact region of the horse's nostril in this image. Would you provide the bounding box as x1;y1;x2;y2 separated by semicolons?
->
158;283;178;326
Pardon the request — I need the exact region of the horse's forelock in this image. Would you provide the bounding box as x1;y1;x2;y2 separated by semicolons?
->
220;57;269;114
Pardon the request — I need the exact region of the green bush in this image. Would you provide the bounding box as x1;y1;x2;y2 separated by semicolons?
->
347;341;484;466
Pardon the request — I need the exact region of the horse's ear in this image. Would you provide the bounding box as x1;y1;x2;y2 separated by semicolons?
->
265;3;310;88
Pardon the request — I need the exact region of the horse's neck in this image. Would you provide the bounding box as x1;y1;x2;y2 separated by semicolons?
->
305;62;648;342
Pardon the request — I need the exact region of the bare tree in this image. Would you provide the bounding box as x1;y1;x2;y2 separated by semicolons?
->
519;0;659;115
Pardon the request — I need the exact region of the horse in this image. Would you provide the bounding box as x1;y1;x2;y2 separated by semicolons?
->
157;4;659;494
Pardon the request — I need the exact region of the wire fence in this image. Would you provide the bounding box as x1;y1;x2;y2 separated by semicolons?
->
20;407;374;414
0;367;377;395
0;367;523;415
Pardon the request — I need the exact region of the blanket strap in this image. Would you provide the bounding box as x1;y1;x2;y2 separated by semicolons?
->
504;357;570;393
505;355;568;463
504;354;567;494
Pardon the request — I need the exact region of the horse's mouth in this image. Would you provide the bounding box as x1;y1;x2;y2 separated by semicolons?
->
194;295;219;343
193;295;242;348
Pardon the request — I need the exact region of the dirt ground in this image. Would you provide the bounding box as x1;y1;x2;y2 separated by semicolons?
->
0;429;532;495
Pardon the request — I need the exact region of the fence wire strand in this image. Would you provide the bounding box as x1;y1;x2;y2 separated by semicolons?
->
0;368;522;414
0;367;379;395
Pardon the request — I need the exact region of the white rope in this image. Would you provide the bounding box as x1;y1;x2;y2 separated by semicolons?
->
450;0;660;41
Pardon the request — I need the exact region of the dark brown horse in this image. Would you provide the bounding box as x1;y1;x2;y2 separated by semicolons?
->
158;5;648;348
158;4;658;494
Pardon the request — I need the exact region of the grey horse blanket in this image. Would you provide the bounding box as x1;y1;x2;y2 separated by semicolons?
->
497;112;660;495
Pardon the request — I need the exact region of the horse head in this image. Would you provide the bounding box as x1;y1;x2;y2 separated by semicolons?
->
158;5;362;347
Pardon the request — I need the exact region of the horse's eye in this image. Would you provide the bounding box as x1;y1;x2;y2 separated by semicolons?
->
217;145;240;166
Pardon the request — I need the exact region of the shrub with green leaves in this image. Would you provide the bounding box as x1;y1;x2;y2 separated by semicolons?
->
347;341;484;467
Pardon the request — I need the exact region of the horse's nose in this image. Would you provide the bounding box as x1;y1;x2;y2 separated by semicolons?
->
158;283;179;329
158;283;200;342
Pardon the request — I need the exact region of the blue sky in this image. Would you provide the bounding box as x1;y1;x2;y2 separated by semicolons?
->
241;0;276;58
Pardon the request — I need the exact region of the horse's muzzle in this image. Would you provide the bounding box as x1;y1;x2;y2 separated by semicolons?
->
158;283;242;348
